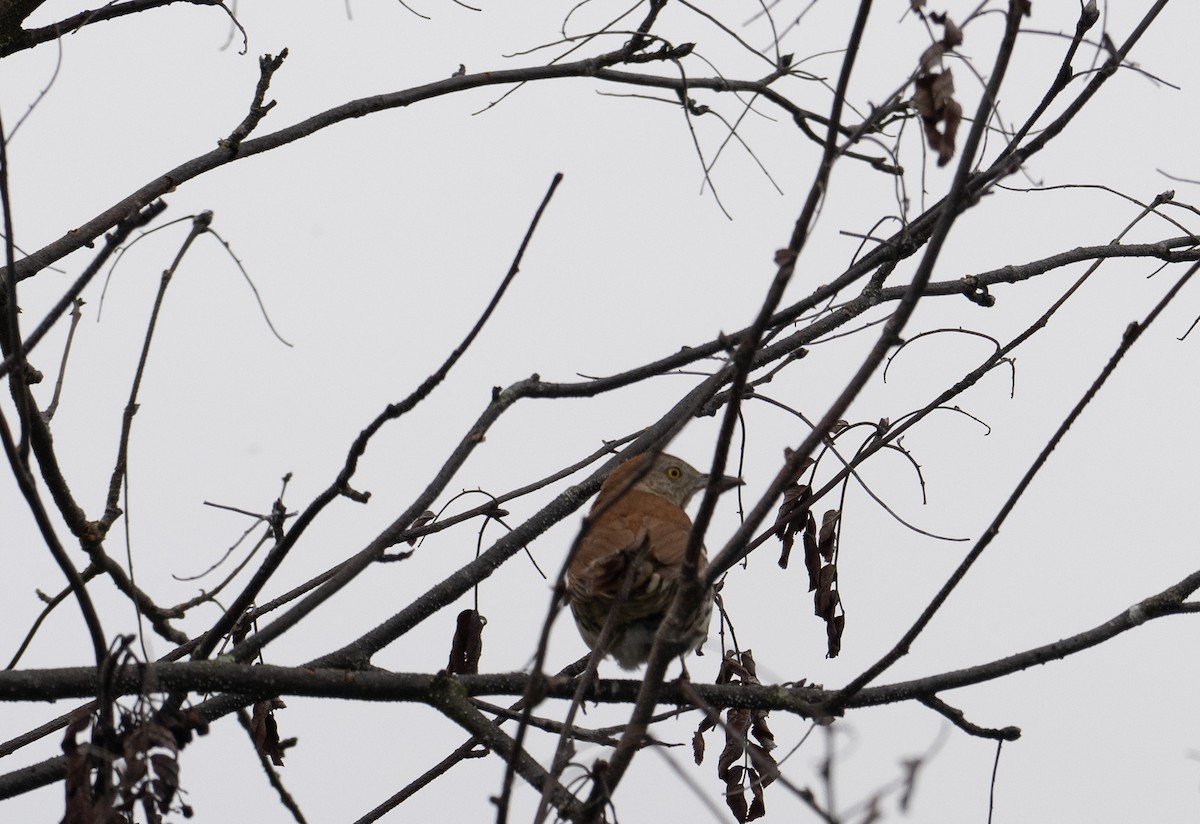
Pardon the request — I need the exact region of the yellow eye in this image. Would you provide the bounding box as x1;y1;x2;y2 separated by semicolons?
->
666;466;682;480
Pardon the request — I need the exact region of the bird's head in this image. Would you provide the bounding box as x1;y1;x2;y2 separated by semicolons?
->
601;452;742;509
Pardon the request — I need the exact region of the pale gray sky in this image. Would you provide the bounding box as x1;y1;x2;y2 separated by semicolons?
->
2;1;1199;822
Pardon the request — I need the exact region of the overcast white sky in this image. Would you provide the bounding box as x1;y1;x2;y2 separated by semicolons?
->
3;1;1200;822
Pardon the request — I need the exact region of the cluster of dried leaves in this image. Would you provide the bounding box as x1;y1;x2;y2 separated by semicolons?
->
693;651;779;822
775;456;844;658
62;704;205;824
910;2;1033;164
913;11;964;167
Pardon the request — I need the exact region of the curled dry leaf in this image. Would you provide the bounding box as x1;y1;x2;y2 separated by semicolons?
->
706;651;779;822
747;767;768;821
725;765;750;822
116;719;185;818
446;608;486;675
827;613;845;658
803;511;820;591
928;12;963;48
62;713;113;824
818;509;839;561
775;481;812;569
913;13;964;166
914;68;962;166
231;605;256;645
806;509;843;657
251;697;290;766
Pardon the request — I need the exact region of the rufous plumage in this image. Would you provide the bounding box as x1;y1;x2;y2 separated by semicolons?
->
567;452;741;668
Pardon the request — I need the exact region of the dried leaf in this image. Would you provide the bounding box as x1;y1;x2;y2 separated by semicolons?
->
693;729;706;765
446;608;486;675
747;767;767;821
62;713;101;824
231;606;255;645
251;698;288;766
751;711;776;752
914;68;961;166
719;708;751;777
827;613;845;658
803;512;820;591
929;12;963;48
709;652;777;822
775;482;811;569
725;778;749;823
818;510;839;561
919;42;944;74
814;585;835;619
116;720;183;817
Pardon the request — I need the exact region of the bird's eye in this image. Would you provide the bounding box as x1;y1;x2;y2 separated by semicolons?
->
666;466;682;480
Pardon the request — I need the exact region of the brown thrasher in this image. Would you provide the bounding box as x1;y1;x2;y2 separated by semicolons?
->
566;452;741;669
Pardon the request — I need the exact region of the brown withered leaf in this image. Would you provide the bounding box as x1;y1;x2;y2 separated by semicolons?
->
808;524;843;659
116;720;183;817
919;42;945;74
693;703;719;764
929;12;963;48
775;482;812;569
732;649;758;681
724;765;750;822
827;613;845;658
816;564;836;590
717;649;756;684
914;68;961;166
251;698;289;766
709;651;779;822
148;752;180;813
747;767;767;821
814;581;837;619
802;511;820;591
751;709;776;753
62;712;122;824
718;708;751;778
818;510;839;561
231;606;256;645
446;608;486;675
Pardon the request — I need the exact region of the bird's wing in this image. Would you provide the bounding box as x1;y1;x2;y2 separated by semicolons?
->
569;491;697;617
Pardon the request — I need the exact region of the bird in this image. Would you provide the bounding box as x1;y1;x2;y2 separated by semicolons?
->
566;451;742;669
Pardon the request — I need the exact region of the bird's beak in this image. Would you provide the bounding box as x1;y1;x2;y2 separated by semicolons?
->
711;474;743;494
